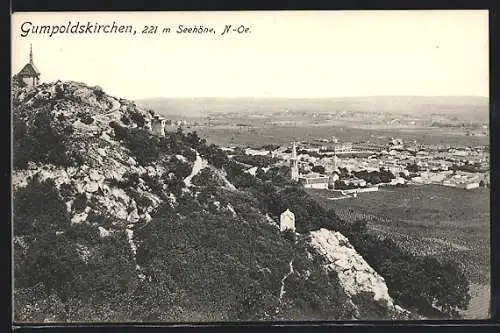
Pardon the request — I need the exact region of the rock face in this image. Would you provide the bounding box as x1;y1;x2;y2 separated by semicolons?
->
308;228;411;318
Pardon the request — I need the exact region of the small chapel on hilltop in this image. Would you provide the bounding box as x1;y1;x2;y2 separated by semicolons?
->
16;44;41;87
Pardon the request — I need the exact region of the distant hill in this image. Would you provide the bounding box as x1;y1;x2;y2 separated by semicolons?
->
135;96;489;121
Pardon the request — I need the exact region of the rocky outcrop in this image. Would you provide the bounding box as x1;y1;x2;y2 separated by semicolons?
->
308;228;412;319
12;80;190;230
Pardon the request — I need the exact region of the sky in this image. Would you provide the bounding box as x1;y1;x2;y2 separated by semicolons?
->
11;10;489;100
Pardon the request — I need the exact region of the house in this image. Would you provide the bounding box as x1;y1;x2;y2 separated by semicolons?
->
320;142;353;154
280;209;296;232
298;174;329;189
16;44;41;87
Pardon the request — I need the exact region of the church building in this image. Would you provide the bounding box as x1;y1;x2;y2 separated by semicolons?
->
16;44;41;87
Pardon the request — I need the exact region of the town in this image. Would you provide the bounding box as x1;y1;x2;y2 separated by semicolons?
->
219;135;489;199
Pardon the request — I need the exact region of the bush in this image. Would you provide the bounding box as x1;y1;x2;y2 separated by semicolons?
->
134;208;355;321
192;168;221;190
199;144;228;169
14;232;84;298
352;292;392;320
282;229;297;243
13;177;71;236
13;105;81;168
232;154;278;168
14;283;67;323
311;165;325;174
342;227;471;318
65;222;100;246
72;193;88;212
120;115;131;125
112;126;160;165
129;111;146;128
76;111;94;125
93;86;105;100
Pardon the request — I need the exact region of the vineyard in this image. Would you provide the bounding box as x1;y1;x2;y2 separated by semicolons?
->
306;185;491;319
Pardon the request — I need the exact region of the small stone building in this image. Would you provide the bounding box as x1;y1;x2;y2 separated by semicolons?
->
17;44;41;87
280;208;296;233
151;115;166;136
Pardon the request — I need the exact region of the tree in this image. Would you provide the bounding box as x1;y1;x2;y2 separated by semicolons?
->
185;131;205;150
406;163;420;173
15;232;84;298
311;165;325;174
13;177;71;236
370;175;382;185
282;229;297;243
14;283;67;323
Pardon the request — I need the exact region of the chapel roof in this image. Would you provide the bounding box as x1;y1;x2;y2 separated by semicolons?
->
18;62;41;77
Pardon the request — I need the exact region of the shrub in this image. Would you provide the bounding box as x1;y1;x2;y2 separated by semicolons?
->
192;168;221;189
282;229;297;243
108;125;160;165
120;115;131;125
129;111;146;128
14;232;84;298
13;105;81;168
77;111;94;125
343;228;471;318
13;177;71;236
93;86;105;100
14;283;67;323
311;165;325;174
352;292;392;320
199;144;228;169
65;222;100;246
72;193;88;212
232;154;278;168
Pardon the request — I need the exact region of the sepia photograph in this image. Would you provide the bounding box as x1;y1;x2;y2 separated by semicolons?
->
11;10;490;323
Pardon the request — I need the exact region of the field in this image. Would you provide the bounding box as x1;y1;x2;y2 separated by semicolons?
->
306;185;491;319
192;124;489;148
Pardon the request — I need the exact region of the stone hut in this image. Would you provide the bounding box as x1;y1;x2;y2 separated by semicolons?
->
17;44;41;87
151;114;166;136
280;208;296;233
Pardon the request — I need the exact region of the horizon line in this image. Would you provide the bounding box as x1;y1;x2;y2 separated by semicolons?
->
132;95;490;100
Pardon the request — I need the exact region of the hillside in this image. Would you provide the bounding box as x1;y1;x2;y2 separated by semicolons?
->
136;96;489;121
12;79;471;322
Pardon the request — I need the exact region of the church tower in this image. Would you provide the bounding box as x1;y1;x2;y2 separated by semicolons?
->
333;151;339;171
290;141;299;181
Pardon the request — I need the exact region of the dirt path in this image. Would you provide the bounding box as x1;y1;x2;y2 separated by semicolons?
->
276;260;294;313
183;151;207;187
